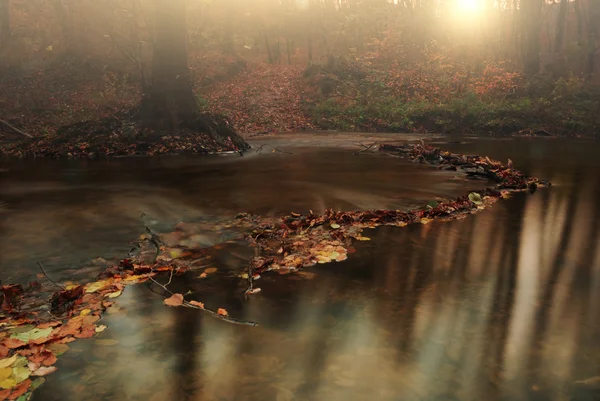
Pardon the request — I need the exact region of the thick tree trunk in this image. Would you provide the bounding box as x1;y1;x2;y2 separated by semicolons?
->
139;0;248;151
0;0;10;52
141;0;197;130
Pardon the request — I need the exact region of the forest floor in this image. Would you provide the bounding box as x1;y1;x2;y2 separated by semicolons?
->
0;55;598;158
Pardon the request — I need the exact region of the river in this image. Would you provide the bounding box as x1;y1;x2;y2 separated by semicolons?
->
0;133;599;401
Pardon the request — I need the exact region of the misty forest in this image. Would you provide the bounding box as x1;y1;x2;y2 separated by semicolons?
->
0;0;599;400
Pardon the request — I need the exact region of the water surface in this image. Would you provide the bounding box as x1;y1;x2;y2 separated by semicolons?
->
1;134;599;401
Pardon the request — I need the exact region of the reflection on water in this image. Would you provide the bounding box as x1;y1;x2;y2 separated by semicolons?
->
1;136;599;401
0;147;482;284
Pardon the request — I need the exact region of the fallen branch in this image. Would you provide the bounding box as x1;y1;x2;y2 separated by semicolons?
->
146;273;258;326
0;118;33;138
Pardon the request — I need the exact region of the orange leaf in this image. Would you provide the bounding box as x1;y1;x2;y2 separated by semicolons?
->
163;294;184;307
42;354;57;366
0;389;11;400
7;379;30;400
188;301;204;309
0;345;8;358
217;308;228;316
2;339;25;349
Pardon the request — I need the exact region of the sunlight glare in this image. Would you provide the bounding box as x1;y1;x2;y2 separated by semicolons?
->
456;0;480;14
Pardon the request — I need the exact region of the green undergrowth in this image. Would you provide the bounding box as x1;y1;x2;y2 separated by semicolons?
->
305;79;600;137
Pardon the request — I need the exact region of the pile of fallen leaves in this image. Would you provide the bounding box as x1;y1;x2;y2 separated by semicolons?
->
0;143;550;399
239;143;550;275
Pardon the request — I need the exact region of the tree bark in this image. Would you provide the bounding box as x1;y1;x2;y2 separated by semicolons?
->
141;0;197;130
0;0;10;52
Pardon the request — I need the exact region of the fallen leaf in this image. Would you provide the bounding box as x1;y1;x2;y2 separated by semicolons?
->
198;273;208;279
468;192;483;205
46;343;69;356
1;340;25;350
0;378;16;390
0;389;9;399
203;267;218;274
188;301;204;309
354;236;370;241
105;290;122;299
80;309;91;316
95;325;107;333
31;366;56;377
163;294;184;307
11;365;30;383
245;288;261;295
0;368;11;382
10;327;52;343
420;218;433;225
0;356;17;369
95;339;118;346
330;223;340;229
6;378;30;399
41;354;57;366
84;280;112;293
217;308;228;316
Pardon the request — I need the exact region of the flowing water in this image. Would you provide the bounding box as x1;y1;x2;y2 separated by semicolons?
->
1;134;599;401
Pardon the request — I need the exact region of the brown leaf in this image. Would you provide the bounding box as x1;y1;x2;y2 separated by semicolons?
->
217;308;228;316
0;389;11;399
163;294;184;307
0;346;7;358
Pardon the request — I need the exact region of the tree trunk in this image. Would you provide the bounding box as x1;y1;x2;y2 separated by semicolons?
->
554;0;568;56
141;0;197;130
521;0;543;75
0;0;10;52
139;0;248;150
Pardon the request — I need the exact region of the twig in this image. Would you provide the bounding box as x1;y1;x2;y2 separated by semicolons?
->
0;119;33;138
255;143;292;154
37;261;65;290
145;272;258;326
353;142;379;155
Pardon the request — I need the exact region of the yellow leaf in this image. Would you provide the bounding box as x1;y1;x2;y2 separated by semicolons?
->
204;267;218;274
64;284;80;290
85;280;112;293
95;325;108;333
168;249;182;259
105;290;122;299
420;218;433;225
355;236;371;241
0;367;11;381
0;355;17;369
0;377;16;390
80;309;91;316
